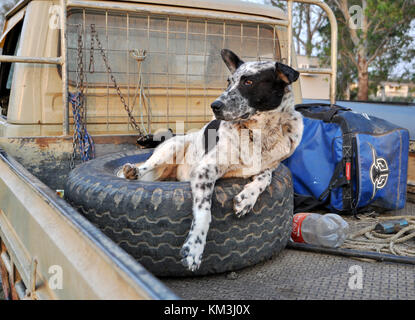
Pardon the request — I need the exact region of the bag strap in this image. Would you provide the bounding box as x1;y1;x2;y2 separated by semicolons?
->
342;133;354;212
295;103;357;214
203;119;221;155
295;103;351;122
293;162;347;213
318;161;349;203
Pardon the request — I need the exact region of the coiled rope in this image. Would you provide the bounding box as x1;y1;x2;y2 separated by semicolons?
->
343;215;415;257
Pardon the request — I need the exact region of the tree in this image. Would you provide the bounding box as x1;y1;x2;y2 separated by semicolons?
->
0;0;19;31
296;4;325;56
322;0;415;101
269;0;326;56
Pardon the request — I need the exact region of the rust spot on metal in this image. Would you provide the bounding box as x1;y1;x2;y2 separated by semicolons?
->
34;138;51;149
90;135;138;145
5;135;138;150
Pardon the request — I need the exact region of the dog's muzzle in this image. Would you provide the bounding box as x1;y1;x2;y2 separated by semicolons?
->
211;100;224;112
211;100;225;119
211;100;254;121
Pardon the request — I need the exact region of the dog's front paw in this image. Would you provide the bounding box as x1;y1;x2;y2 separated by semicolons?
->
233;191;256;218
122;163;138;180
180;239;204;272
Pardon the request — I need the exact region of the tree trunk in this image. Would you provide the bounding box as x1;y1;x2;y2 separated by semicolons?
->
357;53;369;101
344;83;350;100
305;6;313;57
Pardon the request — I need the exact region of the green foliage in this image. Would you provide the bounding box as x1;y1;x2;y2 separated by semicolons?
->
270;0;325;56
317;3;356;100
0;0;20;31
318;0;415;100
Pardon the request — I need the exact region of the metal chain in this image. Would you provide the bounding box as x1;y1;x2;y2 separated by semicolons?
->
70;25;85;169
89;28;94;74
70;25;95;169
89;24;145;135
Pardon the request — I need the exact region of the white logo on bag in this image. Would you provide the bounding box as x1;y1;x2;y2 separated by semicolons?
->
369;145;389;199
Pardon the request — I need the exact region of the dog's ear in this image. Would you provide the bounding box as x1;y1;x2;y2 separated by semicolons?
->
275;62;300;84
221;49;244;74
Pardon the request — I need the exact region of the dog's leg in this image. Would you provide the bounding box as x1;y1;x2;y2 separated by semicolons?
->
233;169;273;217
180;163;222;271
123;136;186;180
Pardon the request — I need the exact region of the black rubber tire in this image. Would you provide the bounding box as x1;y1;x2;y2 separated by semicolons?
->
64;150;293;277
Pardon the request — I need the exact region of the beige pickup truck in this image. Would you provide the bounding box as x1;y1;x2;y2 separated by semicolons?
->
0;0;413;300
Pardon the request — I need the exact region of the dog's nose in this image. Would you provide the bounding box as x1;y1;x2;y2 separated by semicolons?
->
211;101;225;112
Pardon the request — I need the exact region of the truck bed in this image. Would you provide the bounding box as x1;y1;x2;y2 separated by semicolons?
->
1;136;414;300
163;202;415;300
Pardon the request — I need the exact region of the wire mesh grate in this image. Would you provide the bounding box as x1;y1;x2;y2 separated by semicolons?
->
66;8;286;133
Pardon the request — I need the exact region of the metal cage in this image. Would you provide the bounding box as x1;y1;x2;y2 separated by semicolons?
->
66;8;285;133
0;0;338;136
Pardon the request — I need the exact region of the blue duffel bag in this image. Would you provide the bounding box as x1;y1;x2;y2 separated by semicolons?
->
283;103;410;214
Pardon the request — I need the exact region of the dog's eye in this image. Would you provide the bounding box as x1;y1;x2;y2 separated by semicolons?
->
244;79;253;86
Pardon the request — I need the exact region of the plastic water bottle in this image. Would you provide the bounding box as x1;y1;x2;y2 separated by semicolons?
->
291;213;349;248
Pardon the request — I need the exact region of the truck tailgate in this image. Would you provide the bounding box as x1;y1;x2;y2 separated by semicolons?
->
0;148;177;300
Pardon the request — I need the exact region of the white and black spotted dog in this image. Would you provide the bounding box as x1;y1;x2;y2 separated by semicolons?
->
122;49;303;271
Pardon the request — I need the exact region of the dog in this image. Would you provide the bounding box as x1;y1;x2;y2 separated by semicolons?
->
122;49;303;271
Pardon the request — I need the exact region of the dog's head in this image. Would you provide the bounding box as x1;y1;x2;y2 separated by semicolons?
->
211;49;300;121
